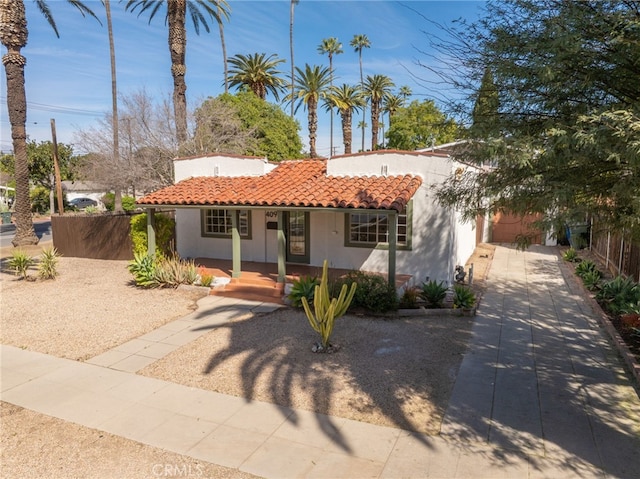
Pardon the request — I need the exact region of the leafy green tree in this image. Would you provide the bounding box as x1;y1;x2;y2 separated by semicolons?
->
385;100;457;151
227;53;287;101
430;0;640;239
469;67;499;138
1;0;98;246
289;64;332;158
125;0;230;144
0;141;80;191
206;92;302;161
363;74;394;150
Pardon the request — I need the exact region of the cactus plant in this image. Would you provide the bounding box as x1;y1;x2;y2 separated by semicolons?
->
301;260;357;351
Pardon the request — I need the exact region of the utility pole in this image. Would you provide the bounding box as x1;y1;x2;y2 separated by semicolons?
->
50;119;64;215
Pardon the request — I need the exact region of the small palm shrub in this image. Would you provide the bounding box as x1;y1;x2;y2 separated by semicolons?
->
575;260;599;278
420;280;448;308
581;270;602;291
453;285;476;309
563;247;580;262
399;285;421;309
8;250;35;280
596;276;640;316
37;246;60;280
334;271;398;313
288;275;320;308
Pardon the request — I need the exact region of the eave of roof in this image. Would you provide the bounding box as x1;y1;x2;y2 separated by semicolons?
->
137;159;423;212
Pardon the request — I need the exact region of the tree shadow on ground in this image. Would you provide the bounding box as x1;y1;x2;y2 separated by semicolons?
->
192;308;474;451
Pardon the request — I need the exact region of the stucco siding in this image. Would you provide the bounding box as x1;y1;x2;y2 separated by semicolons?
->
174;155;274;182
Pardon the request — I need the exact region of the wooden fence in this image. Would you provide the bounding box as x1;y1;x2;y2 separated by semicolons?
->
591;225;640;282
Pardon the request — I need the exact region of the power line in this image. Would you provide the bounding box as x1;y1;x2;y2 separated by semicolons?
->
0;97;103;117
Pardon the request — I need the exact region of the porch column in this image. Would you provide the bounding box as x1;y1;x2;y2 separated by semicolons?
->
231;210;241;278
388;211;397;287
277;211;286;283
146;208;156;258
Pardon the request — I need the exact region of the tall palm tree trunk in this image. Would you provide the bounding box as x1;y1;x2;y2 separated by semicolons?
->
289;0;296;118
371;102;380;150
341;109;352;154
308;98;318;158
105;0;122;211
218;4;228;94
1;0;38;245
359;52;365;152
168;0;188;144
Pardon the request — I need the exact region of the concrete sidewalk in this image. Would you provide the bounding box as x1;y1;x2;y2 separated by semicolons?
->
2;245;640;478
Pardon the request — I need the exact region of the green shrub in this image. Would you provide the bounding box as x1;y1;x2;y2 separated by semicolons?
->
288;275;320;308
563;247;579;262
130;213;175;257
128;252;158;288
102;192;136;212
335;271;398;313
420;280;448;308
399;285;421;309
575;260;599;278
581;269;602;291
453;285;476;309
596;276;640;316
8;250;35;280
30;186;50;214
37;246;60;280
154;255;197;287
197;267;214;287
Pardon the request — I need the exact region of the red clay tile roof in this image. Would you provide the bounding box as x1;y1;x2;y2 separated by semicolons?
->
138;160;423;212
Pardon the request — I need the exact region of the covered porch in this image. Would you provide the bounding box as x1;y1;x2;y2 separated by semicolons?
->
193;257;413;304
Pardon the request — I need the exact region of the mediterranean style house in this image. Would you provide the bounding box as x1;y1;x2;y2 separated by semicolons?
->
137;150;481;288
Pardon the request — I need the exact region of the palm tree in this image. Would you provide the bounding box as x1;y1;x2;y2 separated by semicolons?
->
399;85;412;100
104;0;123;212
125;0;230;145
228;53;287;101
325;84;365;155
317;37;343;156
218;3;230;94
289;64;331;158
1;0;98;246
382;93;404;150
363;74;394;150
350;34;370;152
289;0;299;118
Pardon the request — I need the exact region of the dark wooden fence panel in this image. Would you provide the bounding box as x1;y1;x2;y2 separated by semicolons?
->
590;222;640;282
52;213;137;260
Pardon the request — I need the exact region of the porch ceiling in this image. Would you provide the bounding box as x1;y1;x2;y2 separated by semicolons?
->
137;160;422;213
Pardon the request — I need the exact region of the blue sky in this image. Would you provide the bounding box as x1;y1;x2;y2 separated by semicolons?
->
0;0;484;157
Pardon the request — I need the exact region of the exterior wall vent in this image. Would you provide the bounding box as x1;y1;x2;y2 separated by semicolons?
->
214;165;219;177
381;164;388;177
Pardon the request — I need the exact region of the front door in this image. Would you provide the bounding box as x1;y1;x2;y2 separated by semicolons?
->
285;211;310;263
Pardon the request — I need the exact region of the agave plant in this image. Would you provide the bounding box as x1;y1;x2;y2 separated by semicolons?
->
420;280;448;308
288;275;320;308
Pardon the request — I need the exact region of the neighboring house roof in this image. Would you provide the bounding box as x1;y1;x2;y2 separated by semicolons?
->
138;159;422;212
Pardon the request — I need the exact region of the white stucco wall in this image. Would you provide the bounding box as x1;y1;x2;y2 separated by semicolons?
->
174;155;275;182
173;151;479;285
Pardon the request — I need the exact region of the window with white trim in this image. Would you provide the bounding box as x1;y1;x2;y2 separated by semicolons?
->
202;209;251;238
345;205;411;249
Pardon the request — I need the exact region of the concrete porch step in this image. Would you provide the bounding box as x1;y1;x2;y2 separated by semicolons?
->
210;282;286;305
